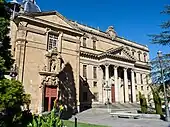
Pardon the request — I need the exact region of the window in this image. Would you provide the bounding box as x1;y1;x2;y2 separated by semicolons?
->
138;53;141;61
83;38;86;47
93;81;97;87
93;40;96;50
48;34;58;50
144;54;147;62
83;65;87;78
135;85;137;90
83;92;88;101
140;74;143;84
141;86;143;90
93;92;99;102
93;66;97;79
146;76;149;84
134;72;137;83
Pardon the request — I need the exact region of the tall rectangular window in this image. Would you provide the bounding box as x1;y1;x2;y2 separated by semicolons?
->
83;65;87;78
48;34;58;50
83;38;86;47
140;74;143;84
134;72;137;83
93;66;97;79
93;40;96;50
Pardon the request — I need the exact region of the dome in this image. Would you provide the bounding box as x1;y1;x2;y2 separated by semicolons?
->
22;0;41;13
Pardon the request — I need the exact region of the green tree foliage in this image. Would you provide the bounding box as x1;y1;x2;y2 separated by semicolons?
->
139;91;148;113
0;0;14;73
150;5;170;45
0;79;31;127
150;85;163;115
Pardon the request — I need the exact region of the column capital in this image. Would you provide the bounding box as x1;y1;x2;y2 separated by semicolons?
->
114;65;118;69
131;69;135;73
105;63;110;67
123;67;128;71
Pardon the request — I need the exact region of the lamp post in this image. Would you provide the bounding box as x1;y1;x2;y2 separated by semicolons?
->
9;64;18;79
157;50;170;122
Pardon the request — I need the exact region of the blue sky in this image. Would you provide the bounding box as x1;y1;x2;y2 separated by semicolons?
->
35;0;169;59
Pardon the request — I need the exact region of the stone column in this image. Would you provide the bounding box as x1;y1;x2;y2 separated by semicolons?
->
114;66;119;102
124;68;129;102
105;64;110;103
131;69;136;103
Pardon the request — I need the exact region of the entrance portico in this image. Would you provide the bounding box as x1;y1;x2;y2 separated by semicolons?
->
99;62;136;104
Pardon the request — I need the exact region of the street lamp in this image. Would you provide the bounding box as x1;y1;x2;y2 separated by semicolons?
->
157;50;170;122
9;64;18;79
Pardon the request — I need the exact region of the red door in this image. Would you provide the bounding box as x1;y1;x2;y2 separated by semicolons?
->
111;84;115;103
44;86;58;111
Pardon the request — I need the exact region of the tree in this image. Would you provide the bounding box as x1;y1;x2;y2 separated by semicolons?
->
150;54;170;95
0;0;14;75
150;85;163;115
139;91;148;113
150;5;170;45
0;79;31;127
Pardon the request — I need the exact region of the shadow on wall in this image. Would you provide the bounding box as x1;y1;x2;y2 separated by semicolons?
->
79;76;94;112
58;62;78;120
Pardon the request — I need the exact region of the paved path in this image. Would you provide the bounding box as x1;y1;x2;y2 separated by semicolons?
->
70;108;170;127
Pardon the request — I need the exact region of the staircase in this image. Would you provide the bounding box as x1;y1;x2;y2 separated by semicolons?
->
92;103;140;113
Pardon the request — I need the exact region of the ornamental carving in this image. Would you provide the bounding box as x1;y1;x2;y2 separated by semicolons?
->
106;26;116;40
42;75;59;86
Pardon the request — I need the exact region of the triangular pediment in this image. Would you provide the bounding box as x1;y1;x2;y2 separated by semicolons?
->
105;46;136;61
34;11;78;30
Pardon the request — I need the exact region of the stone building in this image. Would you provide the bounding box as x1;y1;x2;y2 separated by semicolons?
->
10;0;151;113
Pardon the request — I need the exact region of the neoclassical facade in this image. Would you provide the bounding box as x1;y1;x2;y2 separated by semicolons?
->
10;10;151;113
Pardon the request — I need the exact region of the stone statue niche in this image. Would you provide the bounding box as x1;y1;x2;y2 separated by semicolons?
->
46;48;62;74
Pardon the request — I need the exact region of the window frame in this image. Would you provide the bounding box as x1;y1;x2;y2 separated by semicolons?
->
83;37;87;47
93;66;97;79
47;34;58;51
83;65;87;78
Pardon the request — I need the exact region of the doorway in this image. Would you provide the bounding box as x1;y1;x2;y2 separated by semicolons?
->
111;84;115;103
44;86;58;111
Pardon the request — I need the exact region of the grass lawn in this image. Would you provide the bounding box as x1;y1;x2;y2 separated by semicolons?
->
63;120;109;127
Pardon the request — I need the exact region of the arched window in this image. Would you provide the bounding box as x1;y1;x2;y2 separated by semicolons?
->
137;51;142;61
143;53;147;62
131;49;136;56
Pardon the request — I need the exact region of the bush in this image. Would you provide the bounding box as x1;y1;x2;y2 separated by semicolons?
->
27;100;64;127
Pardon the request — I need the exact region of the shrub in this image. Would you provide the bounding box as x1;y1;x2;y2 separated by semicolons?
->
27;100;64;127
